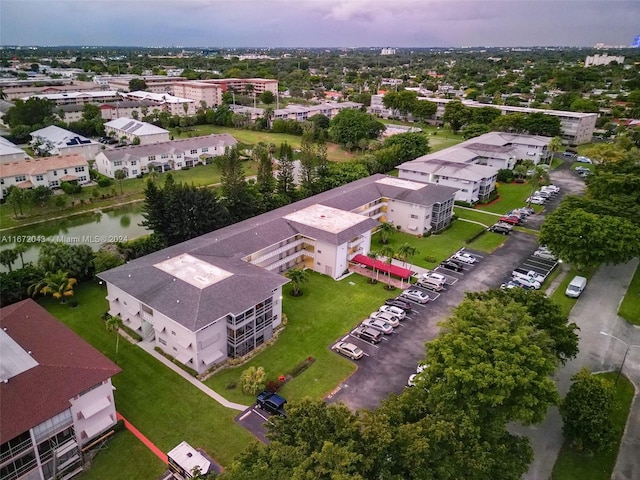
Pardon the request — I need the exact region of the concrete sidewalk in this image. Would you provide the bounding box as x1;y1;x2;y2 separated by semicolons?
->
138;341;249;411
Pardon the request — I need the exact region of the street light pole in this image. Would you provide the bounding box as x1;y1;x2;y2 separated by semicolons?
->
600;331;640;386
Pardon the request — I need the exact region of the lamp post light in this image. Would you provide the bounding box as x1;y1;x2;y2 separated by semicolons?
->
600;331;640;385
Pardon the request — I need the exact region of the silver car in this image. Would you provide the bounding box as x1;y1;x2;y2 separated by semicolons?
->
401;289;430;304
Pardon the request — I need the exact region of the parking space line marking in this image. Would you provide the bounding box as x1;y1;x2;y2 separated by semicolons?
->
252;409;269;421
239;411;252;421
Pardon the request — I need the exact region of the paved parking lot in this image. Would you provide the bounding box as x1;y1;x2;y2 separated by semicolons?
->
235;405;273;443
330;158;585;410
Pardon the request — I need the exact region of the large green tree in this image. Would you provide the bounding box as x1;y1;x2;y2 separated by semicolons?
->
383;132;430;163
4;97;55;128
219;146;259;223
276;142;296;201
328;108;385;147
560;369;617;452
442;101;472;132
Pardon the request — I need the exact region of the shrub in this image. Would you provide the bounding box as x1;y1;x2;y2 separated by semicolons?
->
225;382;237;390
240;366;267;395
497;168;514;183
265;380;281;393
97;177;113;187
288;356;315;378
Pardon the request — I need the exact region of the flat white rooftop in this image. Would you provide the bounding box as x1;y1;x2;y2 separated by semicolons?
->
154;254;232;289
284;204;367;234
375;176;424;191
168;441;211;475
0;329;39;382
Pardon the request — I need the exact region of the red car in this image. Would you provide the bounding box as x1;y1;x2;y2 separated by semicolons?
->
499;216;520;225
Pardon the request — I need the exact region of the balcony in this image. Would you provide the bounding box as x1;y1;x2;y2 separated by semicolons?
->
0;438;33;464
264;250;314;271
347;236;365;249
356;201;388;216
250;238;313;265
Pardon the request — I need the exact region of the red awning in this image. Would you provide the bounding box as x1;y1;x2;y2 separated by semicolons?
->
351;254;413;279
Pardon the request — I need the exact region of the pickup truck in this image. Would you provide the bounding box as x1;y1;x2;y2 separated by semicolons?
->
256;391;287;416
512;268;545;284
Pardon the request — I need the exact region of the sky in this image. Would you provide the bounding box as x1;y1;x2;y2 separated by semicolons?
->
1;0;639;48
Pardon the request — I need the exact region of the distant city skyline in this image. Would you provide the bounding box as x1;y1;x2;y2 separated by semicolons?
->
1;0;638;49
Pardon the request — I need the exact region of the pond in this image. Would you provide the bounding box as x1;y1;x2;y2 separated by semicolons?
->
0;203;148;271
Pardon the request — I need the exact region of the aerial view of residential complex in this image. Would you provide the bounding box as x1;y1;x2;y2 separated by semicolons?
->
1;1;639;479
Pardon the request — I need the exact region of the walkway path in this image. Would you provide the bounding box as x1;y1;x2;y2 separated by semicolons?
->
514;258;640;480
138;341;249;411
455;205;503;217
116;412;167;463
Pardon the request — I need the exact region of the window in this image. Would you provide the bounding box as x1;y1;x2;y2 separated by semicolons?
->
79;176;87;181
190;149;197;154
35;175;44;181
75;166;85;172
161;154;169;159
171;330;176;336
15;175;26;182
130;161;137;166
410;214;419;219
63;169;68;174
202;147;208;152
177;163;182;167
53;171;57;176
114;161;122;167
158;338;167;345
148;155;156;162
132;170;137;175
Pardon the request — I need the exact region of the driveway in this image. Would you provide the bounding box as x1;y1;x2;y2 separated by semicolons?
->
513;259;640;480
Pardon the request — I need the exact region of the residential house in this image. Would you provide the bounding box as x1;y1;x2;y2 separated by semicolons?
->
0;300;121;480
99;175;456;373
0;154;90;200
93;134;237;178
104;118;170;145
99;100;158;121
29;126;101;161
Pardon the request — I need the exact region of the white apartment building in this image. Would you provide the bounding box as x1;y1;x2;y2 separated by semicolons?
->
94;134;237;178
0;300;121;480
30;125;101;160
99;175;457;372
172;81;225;109
123;91;197;116
104;118;170;145
584;54;625;67
272;101;362;122
99;100;159;121
22;91;122;106
369;94;598;145
398;158;498;204
106;75;185;93
0;154;90;199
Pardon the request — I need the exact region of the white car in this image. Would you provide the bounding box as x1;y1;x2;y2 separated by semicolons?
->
541;185;560;194
416;363;428;374
369;310;400;327
333;342;364;360
361;318;394;334
401;289;430;304
407;374;417;387
378;305;406;320
420;272;447;286
576;156;592;164
527;196;546;205
511;276;541;290
534;249;557;261
452;252;477;264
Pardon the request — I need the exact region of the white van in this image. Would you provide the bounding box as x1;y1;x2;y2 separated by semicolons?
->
565;276;587;298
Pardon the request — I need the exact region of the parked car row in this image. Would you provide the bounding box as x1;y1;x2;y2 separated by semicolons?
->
501;245;558;291
526;184;560;205
574;166;591;178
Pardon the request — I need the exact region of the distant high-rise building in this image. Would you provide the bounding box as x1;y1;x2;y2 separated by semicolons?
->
380;47;396;56
632;35;640;48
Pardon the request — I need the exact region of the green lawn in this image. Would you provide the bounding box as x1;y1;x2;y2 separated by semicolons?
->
1;162;255;230
78;430;166;480
205;272;391;404
550;157;564;170
476;182;544;215
549;266;596;317
170;125;361;163
454;207;499;226
40;283;255;468
551;372;635;480
618;263;640;326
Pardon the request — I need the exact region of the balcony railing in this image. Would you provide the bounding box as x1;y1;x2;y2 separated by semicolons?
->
0;438;34;464
250;238;313;265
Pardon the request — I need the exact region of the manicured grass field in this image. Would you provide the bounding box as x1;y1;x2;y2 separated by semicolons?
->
551;372;634;480
454;207;500;226
170;125;361;163
205;272;391;404
371;220;505;270
618;263;640;326
41;284;254;468
476;182;544;215
549;266;596;317
78;430;166;480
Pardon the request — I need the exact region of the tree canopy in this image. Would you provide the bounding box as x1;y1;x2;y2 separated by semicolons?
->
328;108;385;147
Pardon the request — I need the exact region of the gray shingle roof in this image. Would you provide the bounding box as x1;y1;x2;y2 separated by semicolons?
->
99;174;457;332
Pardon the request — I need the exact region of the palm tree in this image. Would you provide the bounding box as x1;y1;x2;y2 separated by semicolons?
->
106;315;124;361
379;245;396;290
114;169;126;194
285;267;309;296
378;222;396;244
147;166;159;183
13;244;28;269
0;249;18;272
366;250;380;283
397;243;418;268
548;136;563;164
29;270;78;302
